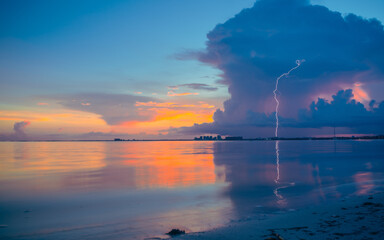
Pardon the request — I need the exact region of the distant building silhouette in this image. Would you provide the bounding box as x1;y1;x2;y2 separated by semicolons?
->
194;135;242;141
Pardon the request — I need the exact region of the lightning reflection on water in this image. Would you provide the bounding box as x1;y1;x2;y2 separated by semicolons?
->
273;138;295;206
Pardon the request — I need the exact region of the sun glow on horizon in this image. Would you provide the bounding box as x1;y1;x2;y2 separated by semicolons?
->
115;108;214;135
0;97;217;138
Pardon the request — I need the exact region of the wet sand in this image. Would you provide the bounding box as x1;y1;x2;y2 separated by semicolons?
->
175;192;384;240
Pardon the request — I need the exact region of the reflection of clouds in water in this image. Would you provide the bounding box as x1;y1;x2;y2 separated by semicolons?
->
213;140;384;215
1;142;106;181
62;141;224;190
0;142;233;240
1;142;226;194
1;141;383;240
353;172;374;195
214;165;227;183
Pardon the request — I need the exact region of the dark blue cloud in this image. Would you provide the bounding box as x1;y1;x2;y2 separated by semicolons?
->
297;89;384;129
174;0;384;136
168;83;218;91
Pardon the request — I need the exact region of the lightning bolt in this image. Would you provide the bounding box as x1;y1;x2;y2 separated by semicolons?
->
272;60;304;206
273;59;305;137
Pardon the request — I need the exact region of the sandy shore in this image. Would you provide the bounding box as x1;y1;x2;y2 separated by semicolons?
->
173;192;384;240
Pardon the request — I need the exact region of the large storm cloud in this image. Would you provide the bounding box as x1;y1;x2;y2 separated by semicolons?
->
174;0;384;137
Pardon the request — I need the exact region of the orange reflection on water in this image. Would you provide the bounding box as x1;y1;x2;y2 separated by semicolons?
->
117;142;221;188
0;142;106;181
0;141;224;195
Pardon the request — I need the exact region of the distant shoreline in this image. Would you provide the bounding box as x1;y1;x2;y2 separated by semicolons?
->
1;135;383;142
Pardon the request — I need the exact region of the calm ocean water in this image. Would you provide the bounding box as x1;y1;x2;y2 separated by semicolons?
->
0;140;383;239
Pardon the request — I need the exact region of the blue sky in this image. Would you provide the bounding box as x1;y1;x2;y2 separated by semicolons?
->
0;0;254;96
0;0;383;139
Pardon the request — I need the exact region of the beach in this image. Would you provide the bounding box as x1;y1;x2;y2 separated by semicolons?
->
176;192;384;240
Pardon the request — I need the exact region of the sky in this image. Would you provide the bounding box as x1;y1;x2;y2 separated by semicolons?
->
0;0;384;140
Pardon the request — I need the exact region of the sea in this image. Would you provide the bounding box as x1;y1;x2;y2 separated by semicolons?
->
0;140;383;239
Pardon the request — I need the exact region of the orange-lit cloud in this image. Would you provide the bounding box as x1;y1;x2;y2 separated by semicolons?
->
37;102;49;106
154;109;202;122
1;96;217;137
115;106;214;135
352;82;369;102
136;101;178;108
135;101;215;109
167;86;179;90
167;91;199;97
115;101;216;134
198;103;215;109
